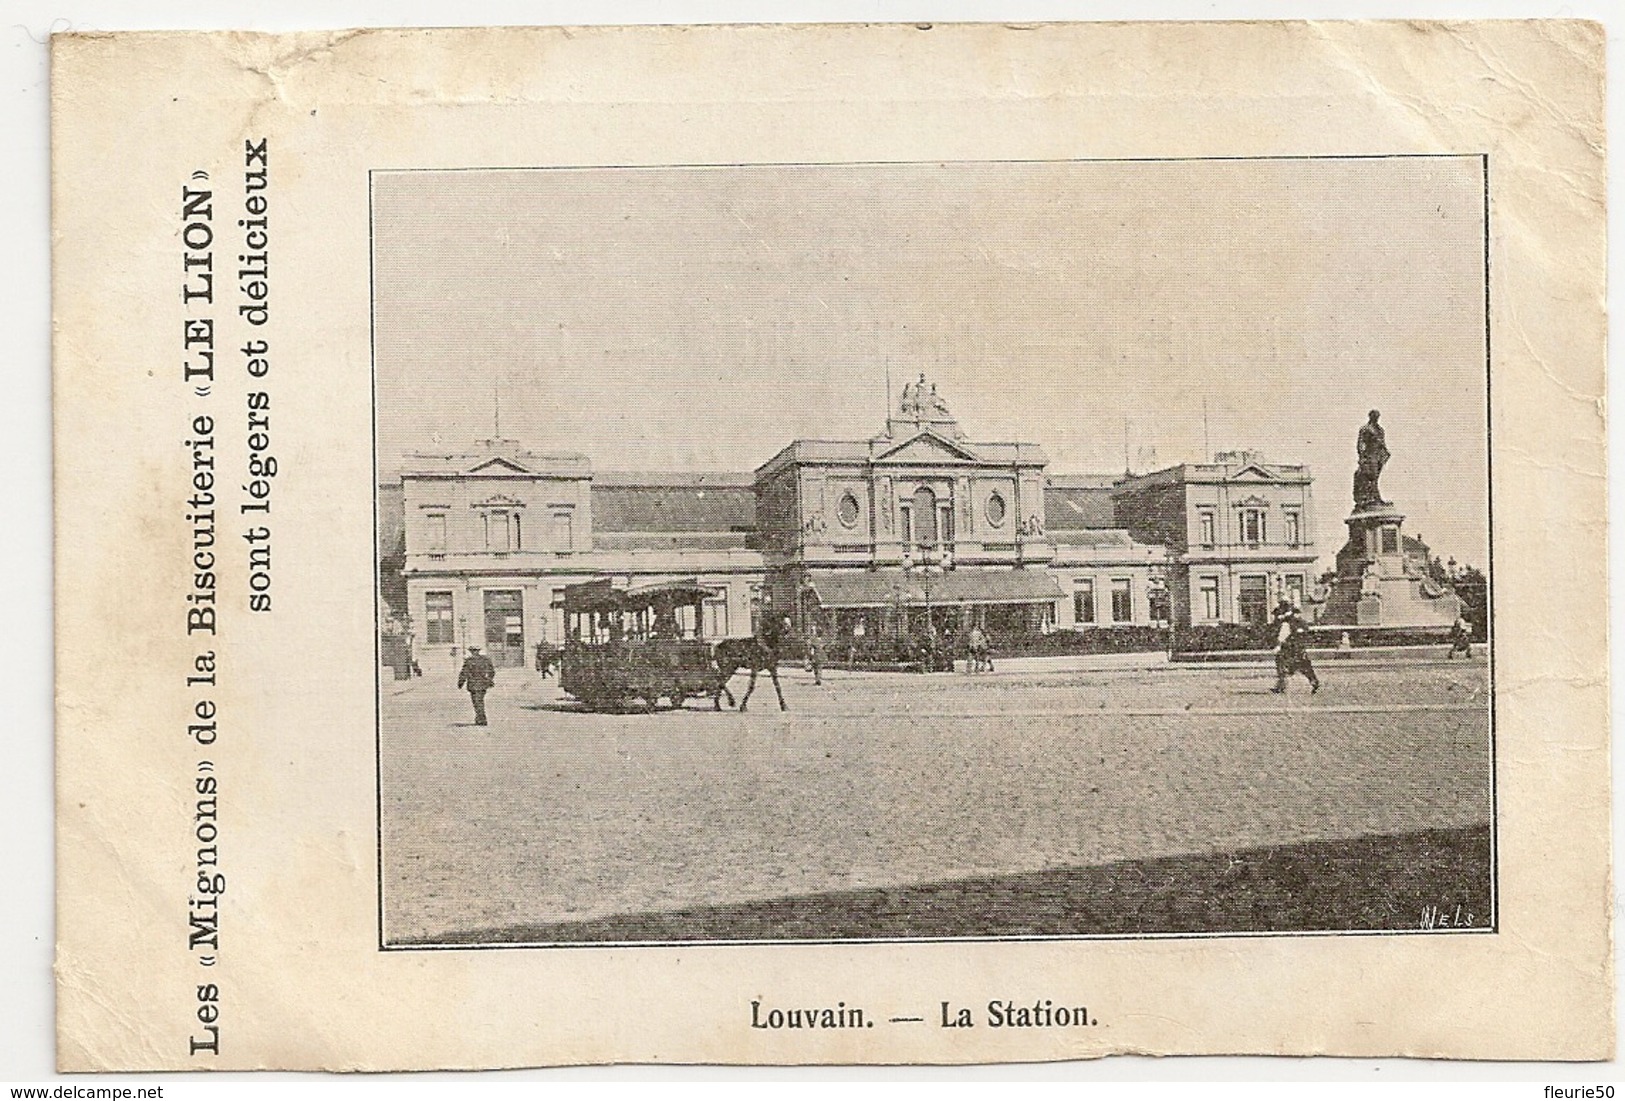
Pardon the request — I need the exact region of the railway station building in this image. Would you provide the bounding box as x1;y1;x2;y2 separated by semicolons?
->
381;378;1316;671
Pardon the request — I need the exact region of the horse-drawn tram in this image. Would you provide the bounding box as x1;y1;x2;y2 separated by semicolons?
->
556;579;720;711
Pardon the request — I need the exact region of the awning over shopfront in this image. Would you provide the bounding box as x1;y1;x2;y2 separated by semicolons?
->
807;567;1064;609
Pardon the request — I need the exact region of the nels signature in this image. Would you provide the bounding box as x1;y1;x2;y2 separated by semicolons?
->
1420;903;1481;930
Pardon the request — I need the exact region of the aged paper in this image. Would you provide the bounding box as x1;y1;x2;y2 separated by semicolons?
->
52;21;1608;1069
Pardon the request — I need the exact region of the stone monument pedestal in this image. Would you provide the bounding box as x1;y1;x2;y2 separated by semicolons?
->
1321;503;1461;628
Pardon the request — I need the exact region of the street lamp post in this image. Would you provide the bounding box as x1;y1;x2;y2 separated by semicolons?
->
897;581;910;652
902;544;952;670
1147;571;1172;660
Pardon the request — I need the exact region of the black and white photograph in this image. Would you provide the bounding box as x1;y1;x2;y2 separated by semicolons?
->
34;13;1610;1075
372;156;1494;948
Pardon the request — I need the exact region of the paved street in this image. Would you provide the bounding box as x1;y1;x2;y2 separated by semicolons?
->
379;654;1493;944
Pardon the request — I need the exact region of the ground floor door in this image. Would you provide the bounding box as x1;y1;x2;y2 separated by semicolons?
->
483;589;525;668
1148;586;1172;626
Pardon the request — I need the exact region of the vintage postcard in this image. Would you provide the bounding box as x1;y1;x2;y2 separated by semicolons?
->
52;21;1609;1069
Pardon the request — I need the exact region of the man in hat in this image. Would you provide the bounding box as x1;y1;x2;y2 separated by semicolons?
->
1269;602;1320;694
457;645;497;725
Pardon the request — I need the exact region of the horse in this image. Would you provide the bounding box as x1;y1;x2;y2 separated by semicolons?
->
711;637;787;712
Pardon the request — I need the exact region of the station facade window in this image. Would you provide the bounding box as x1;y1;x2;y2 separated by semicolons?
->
1073;579;1095;626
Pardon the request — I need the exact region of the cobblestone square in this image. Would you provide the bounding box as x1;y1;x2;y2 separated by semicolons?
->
379;655;1492;944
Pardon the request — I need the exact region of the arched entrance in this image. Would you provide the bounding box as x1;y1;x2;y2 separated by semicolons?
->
912;486;938;547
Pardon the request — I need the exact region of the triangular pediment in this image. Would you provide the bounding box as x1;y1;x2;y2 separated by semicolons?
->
1230;464;1276;482
468;456;532;475
875;430;981;464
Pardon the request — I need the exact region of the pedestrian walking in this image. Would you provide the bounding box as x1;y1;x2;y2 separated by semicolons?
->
849;619;866;664
919;620;941;673
806;620;826;685
1269;604;1320;694
967;624;991;673
457;645;497;725
1447;616;1473;659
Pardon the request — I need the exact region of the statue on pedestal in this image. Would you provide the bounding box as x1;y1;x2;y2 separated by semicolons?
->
1323;410;1462;629
1354;409;1391;509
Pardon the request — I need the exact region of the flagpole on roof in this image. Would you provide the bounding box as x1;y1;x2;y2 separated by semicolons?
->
883;321;893;435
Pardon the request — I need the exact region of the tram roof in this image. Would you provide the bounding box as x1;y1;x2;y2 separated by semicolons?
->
625;579;714;605
557;578;713;612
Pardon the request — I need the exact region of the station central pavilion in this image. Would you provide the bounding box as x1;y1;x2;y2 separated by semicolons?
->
381;379;1317;671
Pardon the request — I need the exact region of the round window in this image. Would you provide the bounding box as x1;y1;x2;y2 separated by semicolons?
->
986;491;1008;527
836;492;861;528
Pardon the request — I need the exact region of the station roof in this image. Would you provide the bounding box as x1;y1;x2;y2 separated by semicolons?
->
1045;483;1117;530
592;480;756;533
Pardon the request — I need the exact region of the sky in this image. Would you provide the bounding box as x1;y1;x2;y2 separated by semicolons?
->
372;157;1490;571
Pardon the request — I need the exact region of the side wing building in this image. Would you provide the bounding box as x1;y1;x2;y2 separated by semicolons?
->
1111;451;1318;630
